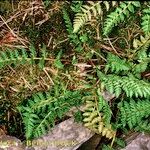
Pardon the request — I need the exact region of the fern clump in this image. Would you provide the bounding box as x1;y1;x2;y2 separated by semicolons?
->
103;1;141;36
18;85;83;140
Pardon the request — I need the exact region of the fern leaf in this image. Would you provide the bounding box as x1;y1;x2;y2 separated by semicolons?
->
133;34;150;50
141;8;150;35
118;99;150;129
83;93;116;140
103;1;140;36
105;53;131;73
135;120;150;133
73;1;112;33
63;8;73;34
18;89;82;139
97;70;150;98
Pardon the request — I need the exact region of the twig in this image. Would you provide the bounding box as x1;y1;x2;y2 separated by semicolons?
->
53;38;69;49
0;15;28;48
106;36;119;55
43;67;54;85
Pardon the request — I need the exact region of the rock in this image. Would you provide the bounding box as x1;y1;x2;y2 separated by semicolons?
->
121;133;150;150
0;135;25;150
26;118;94;150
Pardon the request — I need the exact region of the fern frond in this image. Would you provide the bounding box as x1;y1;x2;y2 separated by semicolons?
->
98;91;112;125
83;93;116;140
133;34;150;50
141;8;150;35
135;120;150;133
133;62;148;75
118;99;150;129
105;53;131;73
103;1;141;36
0;45;49;70
63;8;73;34
73;1;113;33
18;89;82;139
97;70;150;98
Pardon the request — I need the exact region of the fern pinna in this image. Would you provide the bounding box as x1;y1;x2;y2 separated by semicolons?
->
141;8;150;35
18;85;83;140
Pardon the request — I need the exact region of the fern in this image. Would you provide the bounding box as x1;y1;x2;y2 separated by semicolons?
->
82;91;116;140
63;8;82;50
0;45;48;70
135;120;150;132
105;53;131;73
103;1;141;36
18;86;83;139
118;99;150;129
63;8;73;34
133;34;150;51
97;70;150;98
141;8;150;35
73;1;114;33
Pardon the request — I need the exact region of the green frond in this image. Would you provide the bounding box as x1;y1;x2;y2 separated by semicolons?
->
18;88;82;139
141;8;150;35
0;45;48;70
118;99;150;129
63;8;73;34
103;1;141;36
98;91;112;125
73;1;113;33
135;120;150;133
105;53;131;73
133;62;148;75
97;70;150;98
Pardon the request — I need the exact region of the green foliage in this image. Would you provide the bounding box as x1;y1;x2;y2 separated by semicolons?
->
0;45;48;70
141;8;150;35
71;1;83;13
97;70;150;98
18;85;83;140
118;99;150;129
133;34;150;51
1;0;150;147
54;50;64;69
63;8;83;52
135;120;150;132
105;53;131;73
103;1;141;36
74;110;83;123
73;1;115;33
